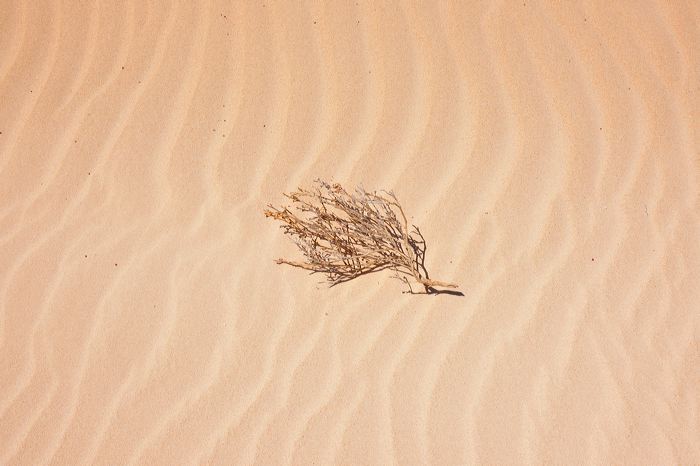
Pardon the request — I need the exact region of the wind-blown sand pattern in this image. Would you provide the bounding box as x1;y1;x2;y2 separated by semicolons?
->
1;1;699;464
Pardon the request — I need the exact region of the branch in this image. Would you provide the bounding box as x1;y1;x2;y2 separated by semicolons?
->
264;180;459;294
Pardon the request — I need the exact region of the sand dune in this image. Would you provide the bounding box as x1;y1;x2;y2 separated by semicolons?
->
1;1;698;464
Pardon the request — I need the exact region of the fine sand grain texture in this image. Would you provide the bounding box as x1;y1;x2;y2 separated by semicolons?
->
1;1;699;465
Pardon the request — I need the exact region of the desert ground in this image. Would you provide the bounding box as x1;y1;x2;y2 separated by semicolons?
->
1;1;698;465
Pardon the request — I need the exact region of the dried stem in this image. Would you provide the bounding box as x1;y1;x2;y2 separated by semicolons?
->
264;180;458;294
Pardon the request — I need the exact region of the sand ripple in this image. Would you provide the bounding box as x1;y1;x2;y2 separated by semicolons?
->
0;1;698;464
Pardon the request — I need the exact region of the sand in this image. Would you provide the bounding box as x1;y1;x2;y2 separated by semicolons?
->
1;1;698;464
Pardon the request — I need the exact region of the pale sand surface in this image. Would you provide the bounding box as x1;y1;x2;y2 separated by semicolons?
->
1;1;699;465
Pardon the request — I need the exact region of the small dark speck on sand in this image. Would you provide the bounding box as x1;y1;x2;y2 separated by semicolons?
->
84;254;88;258
115;263;118;267
591;258;595;262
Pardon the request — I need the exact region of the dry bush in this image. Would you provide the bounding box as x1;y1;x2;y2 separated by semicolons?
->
264;180;458;294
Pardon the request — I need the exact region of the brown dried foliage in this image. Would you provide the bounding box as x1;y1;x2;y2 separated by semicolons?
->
264;180;458;294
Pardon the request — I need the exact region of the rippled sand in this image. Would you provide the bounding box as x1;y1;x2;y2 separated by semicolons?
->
1;1;698;465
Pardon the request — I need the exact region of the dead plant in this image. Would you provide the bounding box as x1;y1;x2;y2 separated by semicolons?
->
264;180;459;294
